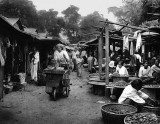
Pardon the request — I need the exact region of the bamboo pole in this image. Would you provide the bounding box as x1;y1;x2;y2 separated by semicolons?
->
105;23;109;86
98;33;103;79
100;20;147;30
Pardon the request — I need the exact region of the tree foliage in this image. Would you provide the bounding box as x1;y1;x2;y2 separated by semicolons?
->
38;9;65;37
80;11;105;41
0;0;42;30
108;0;160;28
62;5;81;44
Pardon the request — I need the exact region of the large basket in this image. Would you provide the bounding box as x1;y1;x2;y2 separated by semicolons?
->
141;105;160;116
101;104;137;124
113;76;129;83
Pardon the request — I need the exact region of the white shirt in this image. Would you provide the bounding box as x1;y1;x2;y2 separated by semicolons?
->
54;50;60;61
118;85;149;104
80;51;87;58
139;66;152;77
116;66;128;76
54;50;69;62
72;51;80;59
61;50;70;61
33;51;39;64
134;54;142;63
76;58;83;64
109;61;115;68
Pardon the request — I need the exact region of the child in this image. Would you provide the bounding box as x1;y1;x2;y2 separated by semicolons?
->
76;54;83;77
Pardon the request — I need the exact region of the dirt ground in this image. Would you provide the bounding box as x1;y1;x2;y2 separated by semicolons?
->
0;68;111;124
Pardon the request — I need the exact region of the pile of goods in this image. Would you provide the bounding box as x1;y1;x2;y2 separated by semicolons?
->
112;72;120;77
124;113;158;124
109;80;129;87
105;107;131;115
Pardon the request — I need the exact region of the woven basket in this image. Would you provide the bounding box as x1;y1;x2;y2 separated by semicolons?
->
101;104;137;124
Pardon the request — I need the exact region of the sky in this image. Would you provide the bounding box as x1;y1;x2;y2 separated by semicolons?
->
31;0;124;22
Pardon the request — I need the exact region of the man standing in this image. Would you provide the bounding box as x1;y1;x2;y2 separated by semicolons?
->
30;47;39;82
72;47;79;71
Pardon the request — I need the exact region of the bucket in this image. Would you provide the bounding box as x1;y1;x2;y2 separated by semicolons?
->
18;73;26;84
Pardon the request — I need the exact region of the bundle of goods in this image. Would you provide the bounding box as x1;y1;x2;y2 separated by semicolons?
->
124;113;158;124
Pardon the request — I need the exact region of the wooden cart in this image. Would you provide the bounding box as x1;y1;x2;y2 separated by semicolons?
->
43;69;70;101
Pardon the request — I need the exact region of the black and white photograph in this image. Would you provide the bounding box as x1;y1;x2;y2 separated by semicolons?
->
0;0;160;124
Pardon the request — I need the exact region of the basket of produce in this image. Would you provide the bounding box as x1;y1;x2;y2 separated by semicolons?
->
141;105;160;116
109;80;129;87
124;112;158;124
101;104;137;124
112;73;129;83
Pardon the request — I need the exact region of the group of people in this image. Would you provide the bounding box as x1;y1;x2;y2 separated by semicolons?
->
48;44;85;77
108;52;160;110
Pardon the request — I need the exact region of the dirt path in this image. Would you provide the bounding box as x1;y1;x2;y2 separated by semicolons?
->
0;69;110;124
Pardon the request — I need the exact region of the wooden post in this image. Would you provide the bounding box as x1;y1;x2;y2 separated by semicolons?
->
105;23;109;87
113;40;115;52
98;34;103;79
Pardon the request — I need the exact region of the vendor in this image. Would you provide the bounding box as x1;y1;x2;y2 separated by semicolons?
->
115;61;129;76
150;59;160;83
118;79;149;108
53;44;70;68
138;61;152;84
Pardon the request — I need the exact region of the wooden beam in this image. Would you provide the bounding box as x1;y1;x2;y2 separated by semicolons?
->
119;23;129;31
147;13;160;16
100;20;147;30
98;33;103;79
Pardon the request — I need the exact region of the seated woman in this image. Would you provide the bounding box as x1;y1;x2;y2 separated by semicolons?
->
109;61;128;100
138;61;152;84
115;61;129;76
151;59;160;83
118;79;149;110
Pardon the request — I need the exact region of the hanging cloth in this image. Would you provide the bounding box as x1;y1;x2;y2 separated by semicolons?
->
142;45;144;54
0;42;5;66
136;33;142;52
123;35;129;50
130;41;134;55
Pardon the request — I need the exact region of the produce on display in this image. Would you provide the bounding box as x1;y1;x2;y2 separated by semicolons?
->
124;113;158;124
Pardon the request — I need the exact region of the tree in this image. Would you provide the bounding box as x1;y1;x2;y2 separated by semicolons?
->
108;0;160;28
108;0;142;26
0;0;43;30
80;11;115;41
62;5;81;44
38;9;65;37
80;11;105;41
